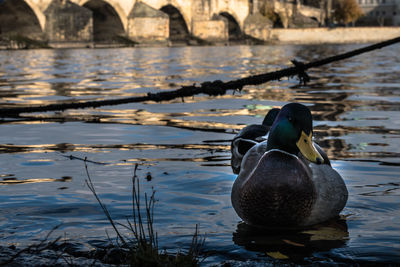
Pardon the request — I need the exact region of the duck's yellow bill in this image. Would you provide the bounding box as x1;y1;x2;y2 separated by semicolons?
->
296;131;324;164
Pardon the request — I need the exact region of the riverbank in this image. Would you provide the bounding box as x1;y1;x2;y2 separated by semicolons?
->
266;27;400;44
1;27;400;49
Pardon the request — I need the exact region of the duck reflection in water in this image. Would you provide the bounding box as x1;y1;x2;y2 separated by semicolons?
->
231;103;348;228
233;216;349;262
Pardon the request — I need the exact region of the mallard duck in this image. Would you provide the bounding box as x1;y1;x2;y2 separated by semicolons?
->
231;108;280;174
231;103;348;227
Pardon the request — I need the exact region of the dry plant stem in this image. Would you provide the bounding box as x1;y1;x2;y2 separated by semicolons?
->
132;167;158;251
84;159;128;247
84;161;159;253
189;224;205;261
63;154;108;165
1;36;399;117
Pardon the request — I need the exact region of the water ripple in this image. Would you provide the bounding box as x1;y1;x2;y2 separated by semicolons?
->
0;44;399;264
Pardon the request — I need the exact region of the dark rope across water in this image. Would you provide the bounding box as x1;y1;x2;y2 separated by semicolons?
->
1;36;399;117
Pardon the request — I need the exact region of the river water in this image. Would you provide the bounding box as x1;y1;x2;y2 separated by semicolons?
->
0;44;399;265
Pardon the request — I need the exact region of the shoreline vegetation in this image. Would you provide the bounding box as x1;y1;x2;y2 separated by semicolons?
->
84;162;205;266
1;27;400;50
0;163;204;266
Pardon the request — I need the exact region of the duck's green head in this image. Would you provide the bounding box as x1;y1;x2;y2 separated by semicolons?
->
267;103;324;164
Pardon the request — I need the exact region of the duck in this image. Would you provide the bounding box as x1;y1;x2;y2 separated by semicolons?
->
231;108;280;174
231;103;348;228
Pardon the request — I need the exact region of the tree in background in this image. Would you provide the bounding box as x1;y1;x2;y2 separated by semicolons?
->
334;0;363;25
260;0;279;24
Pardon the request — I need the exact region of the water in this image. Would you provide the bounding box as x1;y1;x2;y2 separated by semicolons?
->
0;44;399;265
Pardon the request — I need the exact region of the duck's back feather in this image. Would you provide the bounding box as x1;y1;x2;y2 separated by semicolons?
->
231;125;269;174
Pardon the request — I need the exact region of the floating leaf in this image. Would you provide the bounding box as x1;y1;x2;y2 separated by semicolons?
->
282;239;305;247
266;251;289;259
302;226;348;241
357;142;368;150
245;104;274;110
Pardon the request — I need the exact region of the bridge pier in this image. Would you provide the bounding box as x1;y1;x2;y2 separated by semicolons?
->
243;12;273;41
44;0;93;46
192;19;228;43
127;2;169;44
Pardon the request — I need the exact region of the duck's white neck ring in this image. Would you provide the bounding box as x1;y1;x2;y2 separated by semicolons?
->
266;149;299;160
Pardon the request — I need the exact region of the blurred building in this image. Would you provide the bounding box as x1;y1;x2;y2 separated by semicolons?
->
357;0;400;25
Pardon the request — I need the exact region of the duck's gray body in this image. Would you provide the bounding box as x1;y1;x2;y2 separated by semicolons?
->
231;141;348;227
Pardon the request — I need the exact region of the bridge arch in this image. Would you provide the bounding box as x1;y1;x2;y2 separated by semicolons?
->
24;0;46;30
142;1;191;31
78;0;126;42
218;11;242;41
160;4;190;43
0;0;45;38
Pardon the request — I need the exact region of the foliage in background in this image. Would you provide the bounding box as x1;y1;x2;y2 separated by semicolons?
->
334;0;364;25
260;0;280;24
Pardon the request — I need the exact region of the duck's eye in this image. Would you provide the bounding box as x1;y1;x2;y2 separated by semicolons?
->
304;139;308;144
287;116;293;122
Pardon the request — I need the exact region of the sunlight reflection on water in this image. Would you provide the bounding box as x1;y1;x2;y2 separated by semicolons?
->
0;44;399;264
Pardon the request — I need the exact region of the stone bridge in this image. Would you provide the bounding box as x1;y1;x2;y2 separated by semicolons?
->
0;0;260;45
0;0;324;46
